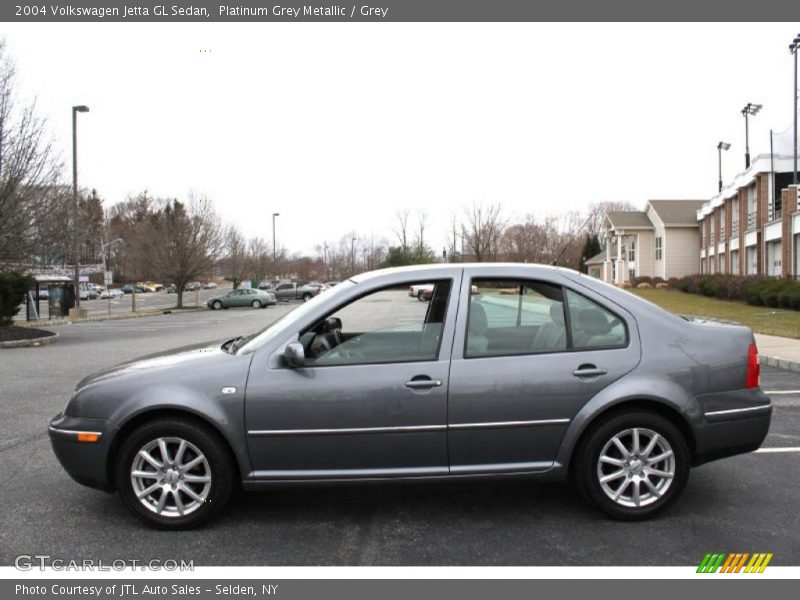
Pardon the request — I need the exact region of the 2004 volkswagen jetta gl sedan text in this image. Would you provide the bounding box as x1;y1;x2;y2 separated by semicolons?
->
49;264;772;528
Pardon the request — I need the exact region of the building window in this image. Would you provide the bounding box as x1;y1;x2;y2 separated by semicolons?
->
628;268;636;282
628;239;636;262
655;237;663;261
719;254;724;274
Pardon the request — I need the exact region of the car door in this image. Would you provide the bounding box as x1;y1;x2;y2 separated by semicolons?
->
274;283;293;301
447;268;640;474
244;275;461;479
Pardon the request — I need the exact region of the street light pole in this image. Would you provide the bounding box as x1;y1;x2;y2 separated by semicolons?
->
791;36;800;185
272;212;280;277
717;141;731;193
741;103;762;169
72;105;89;310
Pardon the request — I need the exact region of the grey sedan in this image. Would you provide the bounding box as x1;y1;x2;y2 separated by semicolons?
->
206;288;277;310
49;264;770;528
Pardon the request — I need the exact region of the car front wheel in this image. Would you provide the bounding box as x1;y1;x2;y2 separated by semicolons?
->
574;410;689;520
211;300;222;310
251;300;262;309
115;417;236;529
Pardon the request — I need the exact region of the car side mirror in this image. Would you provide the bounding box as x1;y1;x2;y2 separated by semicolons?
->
284;342;306;368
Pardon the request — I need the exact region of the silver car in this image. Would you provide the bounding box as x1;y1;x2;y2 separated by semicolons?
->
207;288;276;310
49;264;770;528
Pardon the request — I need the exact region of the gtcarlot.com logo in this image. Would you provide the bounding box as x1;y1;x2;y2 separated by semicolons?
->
697;552;773;573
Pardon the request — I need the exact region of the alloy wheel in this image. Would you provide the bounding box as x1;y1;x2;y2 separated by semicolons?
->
596;427;675;508
130;437;212;518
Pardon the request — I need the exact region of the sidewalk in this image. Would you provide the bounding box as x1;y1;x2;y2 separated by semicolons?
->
14;306;203;328
755;334;800;373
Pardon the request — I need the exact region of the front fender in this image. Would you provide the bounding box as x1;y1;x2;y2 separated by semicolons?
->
106;383;251;483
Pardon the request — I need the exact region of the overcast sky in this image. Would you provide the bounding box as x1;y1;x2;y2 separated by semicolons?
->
2;23;799;255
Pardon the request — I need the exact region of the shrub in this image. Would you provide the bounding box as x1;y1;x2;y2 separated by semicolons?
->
630;276;652;287
674;273;800;311
637;282;652;289
0;271;35;326
655;282;669;289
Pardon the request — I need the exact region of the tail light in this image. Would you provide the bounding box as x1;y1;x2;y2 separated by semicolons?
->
746;342;760;389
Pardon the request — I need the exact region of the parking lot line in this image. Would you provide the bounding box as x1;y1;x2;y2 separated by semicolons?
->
753;447;800;453
764;390;800;395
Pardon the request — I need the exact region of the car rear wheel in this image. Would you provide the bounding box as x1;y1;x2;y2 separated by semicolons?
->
302;293;312;302
574;410;689;520
115;417;236;529
251;300;262;309
211;300;222;310
417;291;425;301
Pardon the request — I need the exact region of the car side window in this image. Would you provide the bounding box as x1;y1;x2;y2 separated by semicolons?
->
303;280;452;366
565;289;627;349
276;284;290;291
466;279;567;358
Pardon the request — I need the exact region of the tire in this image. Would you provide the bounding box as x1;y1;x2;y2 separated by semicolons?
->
302;293;312;302
574;410;689;520
417;291;425;301
212;300;222;310
251;300;262;309
115;417;237;529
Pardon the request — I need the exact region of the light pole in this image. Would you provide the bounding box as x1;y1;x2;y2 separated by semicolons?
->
351;237;356;273
717;141;731;193
271;212;279;276
72;105;89;310
791;35;800;185
741;103;762;169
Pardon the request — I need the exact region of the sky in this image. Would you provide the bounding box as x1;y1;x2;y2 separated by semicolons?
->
2;22;799;255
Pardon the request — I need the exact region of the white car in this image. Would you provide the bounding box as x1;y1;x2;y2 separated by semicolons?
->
408;283;435;300
101;288;125;299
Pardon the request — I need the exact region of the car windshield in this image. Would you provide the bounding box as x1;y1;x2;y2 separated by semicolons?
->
235;280;356;355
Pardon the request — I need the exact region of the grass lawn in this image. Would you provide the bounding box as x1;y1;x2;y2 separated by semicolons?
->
630;288;800;340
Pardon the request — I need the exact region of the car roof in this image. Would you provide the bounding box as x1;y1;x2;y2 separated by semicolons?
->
349;262;569;285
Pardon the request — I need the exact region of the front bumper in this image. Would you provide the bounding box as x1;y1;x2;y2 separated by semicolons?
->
692;389;772;466
49;413;118;492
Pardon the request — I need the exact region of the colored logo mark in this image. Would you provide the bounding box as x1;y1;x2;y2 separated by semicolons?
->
697;553;773;573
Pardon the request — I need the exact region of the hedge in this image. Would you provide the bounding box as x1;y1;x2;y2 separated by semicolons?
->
673;274;800;310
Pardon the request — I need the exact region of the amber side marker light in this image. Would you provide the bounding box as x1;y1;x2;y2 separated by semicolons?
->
77;433;101;443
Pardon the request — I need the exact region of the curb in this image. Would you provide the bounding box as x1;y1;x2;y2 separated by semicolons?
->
15;307;204;328
0;331;59;349
761;355;800;373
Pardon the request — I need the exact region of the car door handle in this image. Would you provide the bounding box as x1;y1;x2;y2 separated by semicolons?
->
573;365;608;378
405;378;443;389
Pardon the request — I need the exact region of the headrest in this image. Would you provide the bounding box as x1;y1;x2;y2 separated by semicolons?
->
469;302;489;334
579;307;611;336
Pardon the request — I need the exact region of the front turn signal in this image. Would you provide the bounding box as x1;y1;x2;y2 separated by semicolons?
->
77;432;101;443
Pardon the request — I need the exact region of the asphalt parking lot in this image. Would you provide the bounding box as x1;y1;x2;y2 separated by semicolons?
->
1;295;798;566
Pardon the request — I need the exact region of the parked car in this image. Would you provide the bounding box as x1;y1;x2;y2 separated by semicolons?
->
144;282;164;292
409;283;434;300
166;284;177;294
120;284;148;294
258;282;274;291
49;264;771;529
206;288;277;310
184;282;201;292
203;282;218;290
79;286;99;301
100;288;125;299
273;281;322;302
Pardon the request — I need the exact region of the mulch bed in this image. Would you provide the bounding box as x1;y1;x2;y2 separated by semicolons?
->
0;326;56;342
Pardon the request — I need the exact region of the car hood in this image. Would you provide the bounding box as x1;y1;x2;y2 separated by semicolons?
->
74;340;236;391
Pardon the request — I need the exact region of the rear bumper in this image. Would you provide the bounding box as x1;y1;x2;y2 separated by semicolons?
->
49;413;117;492
692;389;772;466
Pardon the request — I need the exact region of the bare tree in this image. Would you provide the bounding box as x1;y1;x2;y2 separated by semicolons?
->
0;39;62;264
143;196;223;308
248;236;271;285
462;201;505;262
220;225;248;289
445;213;462;262
394;209;410;254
